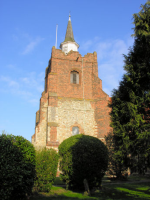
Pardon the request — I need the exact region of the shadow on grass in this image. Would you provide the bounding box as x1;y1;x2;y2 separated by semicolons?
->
30;186;96;200
31;195;94;200
31;193;96;200
30;182;150;200
113;183;150;199
92;182;150;200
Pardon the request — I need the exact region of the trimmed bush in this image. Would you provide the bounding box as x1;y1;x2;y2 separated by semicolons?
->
59;134;108;190
0;133;36;200
34;148;59;192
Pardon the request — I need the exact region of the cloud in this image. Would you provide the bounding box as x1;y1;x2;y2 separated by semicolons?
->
79;36;134;96
6;64;17;70
95;38;134;96
22;37;44;55
20;72;44;93
80;37;100;52
80;40;93;51
28;99;39;105
12;30;45;55
0;76;20;88
0;71;44;106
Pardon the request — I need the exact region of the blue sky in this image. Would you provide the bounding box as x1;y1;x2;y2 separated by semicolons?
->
0;0;147;141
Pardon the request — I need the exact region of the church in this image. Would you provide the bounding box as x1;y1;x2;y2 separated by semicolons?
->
32;15;111;150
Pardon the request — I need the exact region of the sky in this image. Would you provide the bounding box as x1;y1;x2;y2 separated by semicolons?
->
0;0;147;142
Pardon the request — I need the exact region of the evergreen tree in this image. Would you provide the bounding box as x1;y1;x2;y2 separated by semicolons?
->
110;1;150;175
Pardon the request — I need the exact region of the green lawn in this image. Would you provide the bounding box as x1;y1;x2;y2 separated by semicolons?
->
30;182;150;200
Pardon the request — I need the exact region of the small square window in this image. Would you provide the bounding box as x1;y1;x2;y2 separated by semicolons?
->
72;126;79;135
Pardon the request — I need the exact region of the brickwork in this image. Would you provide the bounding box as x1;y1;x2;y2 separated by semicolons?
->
32;47;111;150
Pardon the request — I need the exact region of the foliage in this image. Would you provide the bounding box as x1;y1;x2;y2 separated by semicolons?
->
34;148;59;192
109;1;150;175
105;131;128;179
59;134;108;190
54;177;64;185
0;132;36;200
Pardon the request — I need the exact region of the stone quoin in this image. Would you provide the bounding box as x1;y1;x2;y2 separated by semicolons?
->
32;15;111;150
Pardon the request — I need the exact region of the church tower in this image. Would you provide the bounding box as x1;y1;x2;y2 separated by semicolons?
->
32;15;111;150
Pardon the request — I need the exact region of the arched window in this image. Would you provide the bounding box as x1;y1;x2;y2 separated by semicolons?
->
70;71;79;84
72;126;79;135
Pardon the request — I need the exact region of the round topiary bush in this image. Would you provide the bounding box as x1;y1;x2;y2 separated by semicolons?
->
34;148;59;192
59;134;108;190
0;133;36;200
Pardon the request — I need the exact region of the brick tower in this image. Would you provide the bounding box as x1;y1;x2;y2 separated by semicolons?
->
32;15;111;150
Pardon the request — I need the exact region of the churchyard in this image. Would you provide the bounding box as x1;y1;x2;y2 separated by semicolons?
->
1;2;150;200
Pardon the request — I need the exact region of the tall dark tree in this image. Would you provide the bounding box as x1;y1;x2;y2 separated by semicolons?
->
110;1;150;175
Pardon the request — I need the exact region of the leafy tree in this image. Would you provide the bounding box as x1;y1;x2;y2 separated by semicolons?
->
109;1;150;175
59;134;108;190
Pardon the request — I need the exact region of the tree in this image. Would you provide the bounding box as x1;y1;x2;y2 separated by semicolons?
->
59;134;108;190
105;131;128;179
110;1;150;175
0;133;36;200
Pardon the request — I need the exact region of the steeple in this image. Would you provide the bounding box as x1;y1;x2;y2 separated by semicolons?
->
60;14;79;54
64;14;75;42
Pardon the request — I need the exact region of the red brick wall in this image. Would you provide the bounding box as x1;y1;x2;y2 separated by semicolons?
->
47;47;99;100
32;47;112;148
46;47;111;140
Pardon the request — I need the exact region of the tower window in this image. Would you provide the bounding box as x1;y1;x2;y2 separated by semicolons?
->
70;71;79;84
72;126;79;135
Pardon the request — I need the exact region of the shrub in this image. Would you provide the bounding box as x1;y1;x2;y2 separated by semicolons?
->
0;133;36;200
59;134;108;190
34;148;59;192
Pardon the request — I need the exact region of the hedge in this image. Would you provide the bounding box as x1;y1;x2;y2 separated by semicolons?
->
34;148;59;192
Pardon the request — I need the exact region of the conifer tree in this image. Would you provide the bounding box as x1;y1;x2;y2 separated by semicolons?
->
110;1;150;175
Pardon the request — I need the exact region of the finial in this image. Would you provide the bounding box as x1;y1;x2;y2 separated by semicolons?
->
69;11;71;21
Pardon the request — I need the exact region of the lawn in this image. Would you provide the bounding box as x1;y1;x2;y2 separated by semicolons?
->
30;182;150;200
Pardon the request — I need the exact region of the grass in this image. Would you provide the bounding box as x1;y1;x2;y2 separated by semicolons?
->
30;182;150;200
31;186;94;200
